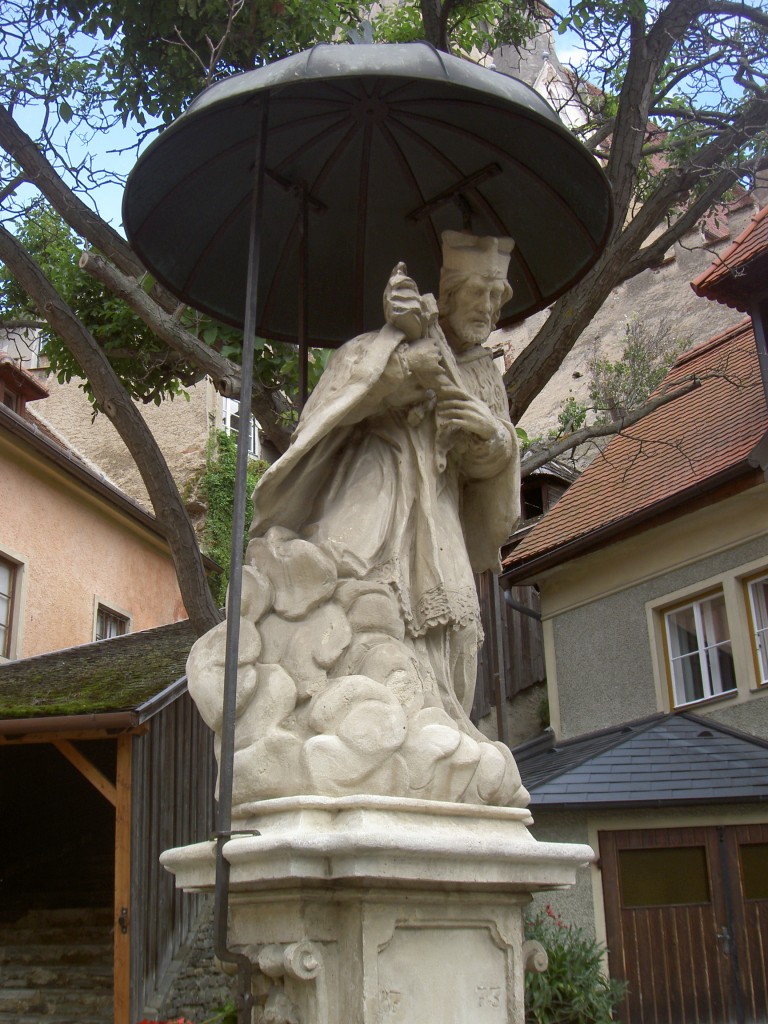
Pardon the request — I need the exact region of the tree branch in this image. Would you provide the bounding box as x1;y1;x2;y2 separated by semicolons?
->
0;223;221;636
621;166;738;278
700;0;768;30
78;251;293;454
0;102;144;280
520;375;704;475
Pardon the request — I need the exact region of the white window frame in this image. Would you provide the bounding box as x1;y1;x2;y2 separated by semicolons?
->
663;590;737;708
746;573;768;687
94;602;131;642
221;396;260;458
0;549;25;661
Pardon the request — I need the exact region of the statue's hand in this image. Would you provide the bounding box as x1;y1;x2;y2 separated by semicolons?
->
383;262;428;341
404;336;444;384
435;385;497;442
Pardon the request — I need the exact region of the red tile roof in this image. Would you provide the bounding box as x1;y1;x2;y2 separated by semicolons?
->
691;203;768;311
504;319;767;579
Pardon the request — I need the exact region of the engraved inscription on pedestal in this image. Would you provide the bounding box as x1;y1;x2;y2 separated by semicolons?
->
377;925;510;1022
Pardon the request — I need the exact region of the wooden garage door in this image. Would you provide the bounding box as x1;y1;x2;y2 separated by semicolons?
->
599;825;768;1024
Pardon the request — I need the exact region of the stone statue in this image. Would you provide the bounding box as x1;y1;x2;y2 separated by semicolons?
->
187;231;529;812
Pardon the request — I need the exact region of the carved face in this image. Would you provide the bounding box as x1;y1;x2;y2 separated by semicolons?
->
443;273;508;350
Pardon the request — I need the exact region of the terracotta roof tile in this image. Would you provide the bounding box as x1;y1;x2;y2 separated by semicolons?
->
504;320;767;576
691;204;768;311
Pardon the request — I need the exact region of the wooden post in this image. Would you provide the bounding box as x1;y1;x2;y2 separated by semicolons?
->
114;734;133;1024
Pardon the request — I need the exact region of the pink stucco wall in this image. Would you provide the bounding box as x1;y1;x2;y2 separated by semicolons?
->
1;438;187;659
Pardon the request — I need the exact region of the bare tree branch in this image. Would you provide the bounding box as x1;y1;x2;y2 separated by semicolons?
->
520;374;706;476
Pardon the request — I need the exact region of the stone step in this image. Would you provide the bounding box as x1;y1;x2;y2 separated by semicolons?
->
0;1016;107;1024
1;962;113;989
0;942;112;967
4;906;113;926
0;987;113;1017
0;905;114;1022
0;924;113;946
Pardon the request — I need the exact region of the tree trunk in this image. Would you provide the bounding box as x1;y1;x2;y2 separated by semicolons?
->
0;225;221;636
0;102;292;454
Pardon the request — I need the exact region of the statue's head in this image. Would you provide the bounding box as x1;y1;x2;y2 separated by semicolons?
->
438;231;514;349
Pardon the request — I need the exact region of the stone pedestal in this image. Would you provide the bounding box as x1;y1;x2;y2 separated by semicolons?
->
161;796;592;1024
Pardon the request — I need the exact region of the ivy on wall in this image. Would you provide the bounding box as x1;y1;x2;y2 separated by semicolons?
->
197;429;267;607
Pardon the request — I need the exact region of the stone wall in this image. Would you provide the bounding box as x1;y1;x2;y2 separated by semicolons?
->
31;375;216;512
499;200;761;447
148;898;234;1023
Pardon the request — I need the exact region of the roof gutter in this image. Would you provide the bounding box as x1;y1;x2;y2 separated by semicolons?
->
529;793;768;811
502;458;764;586
0;710;141;737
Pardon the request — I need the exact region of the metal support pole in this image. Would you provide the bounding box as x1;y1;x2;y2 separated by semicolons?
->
492;578;508;746
213;94;270;1024
297;182;309;410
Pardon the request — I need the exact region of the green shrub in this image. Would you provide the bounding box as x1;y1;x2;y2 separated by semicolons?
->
525;905;626;1024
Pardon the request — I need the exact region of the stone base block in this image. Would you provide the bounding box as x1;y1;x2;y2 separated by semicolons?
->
161;796;593;1023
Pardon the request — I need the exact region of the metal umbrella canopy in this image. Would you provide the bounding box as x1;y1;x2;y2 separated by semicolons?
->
123;41;613;346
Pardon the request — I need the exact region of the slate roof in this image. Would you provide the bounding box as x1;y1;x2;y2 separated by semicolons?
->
691;203;768;311
514;712;768;808
503;319;768;580
0;618;196;721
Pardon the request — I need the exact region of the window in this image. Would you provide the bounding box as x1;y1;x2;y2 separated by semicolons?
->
96;605;129;641
665;592;736;706
0;383;18;412
0;557;17;658
222;397;260;457
618;846;711;907
747;574;768;686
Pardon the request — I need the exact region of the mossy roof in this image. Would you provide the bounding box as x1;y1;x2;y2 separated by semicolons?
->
0;619;197;719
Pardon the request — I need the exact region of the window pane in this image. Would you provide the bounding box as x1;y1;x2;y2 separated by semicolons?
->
750;578;768;632
749;577;768;684
619;847;711;907
672;652;704;704
740;843;768;900
0;561;11;598
699;594;729;646
704;642;736;695
0;558;15;658
96;606;128;641
666;593;734;706
668;606;698;658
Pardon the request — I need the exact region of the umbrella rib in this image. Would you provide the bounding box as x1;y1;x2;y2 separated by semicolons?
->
271;114;356;176
384;113;543;303
466;187;542;303
182;188;254;298
397;104;601;249
261;119;361;340
355;118;373;335
127;126;260;240
376;120;441;270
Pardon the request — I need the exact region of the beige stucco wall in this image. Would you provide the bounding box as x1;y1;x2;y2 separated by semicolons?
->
30;376;217;510
1;432;186;659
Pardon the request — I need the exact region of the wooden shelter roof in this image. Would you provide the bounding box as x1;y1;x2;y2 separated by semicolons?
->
0;619;197;724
